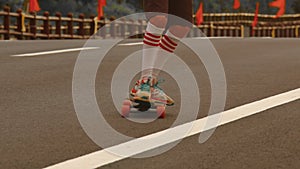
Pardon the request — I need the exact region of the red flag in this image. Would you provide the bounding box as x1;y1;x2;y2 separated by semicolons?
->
29;0;40;12
98;0;107;19
195;2;203;26
233;0;240;10
252;2;260;28
269;0;286;18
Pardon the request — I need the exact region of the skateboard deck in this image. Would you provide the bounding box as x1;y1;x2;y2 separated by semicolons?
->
121;97;166;118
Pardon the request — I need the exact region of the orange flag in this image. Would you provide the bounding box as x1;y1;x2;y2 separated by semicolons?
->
252;2;260;36
29;0;40;12
195;2;203;26
98;0;107;19
269;0;286;18
252;2;260;28
233;0;240;10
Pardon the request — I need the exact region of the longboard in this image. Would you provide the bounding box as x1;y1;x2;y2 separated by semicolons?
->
121;97;166;118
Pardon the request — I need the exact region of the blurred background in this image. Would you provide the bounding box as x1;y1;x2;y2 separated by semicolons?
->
1;0;299;40
1;0;299;18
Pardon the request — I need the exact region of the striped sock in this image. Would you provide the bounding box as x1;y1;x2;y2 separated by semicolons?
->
143;31;161;47
159;30;179;53
152;30;181;76
141;22;165;78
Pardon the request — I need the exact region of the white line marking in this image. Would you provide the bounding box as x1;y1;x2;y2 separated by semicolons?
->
10;37;278;57
118;42;143;46
44;88;300;169
117;37;254;46
11;47;99;57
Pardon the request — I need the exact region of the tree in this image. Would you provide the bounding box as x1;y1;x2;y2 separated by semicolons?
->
292;0;300;13
0;0;22;11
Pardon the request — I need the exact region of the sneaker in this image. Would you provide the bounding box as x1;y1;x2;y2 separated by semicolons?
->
130;76;174;106
152;79;175;106
130;76;151;97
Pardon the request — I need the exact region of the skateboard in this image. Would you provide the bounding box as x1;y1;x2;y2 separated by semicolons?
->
121;97;166;119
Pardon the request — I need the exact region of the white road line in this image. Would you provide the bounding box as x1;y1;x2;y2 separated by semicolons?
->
11;47;99;57
118;42;143;46
117;37;259;46
117;37;237;46
44;88;300;169
10;37;272;57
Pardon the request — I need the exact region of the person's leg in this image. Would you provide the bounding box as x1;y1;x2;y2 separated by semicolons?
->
130;0;168;97
131;0;193;106
141;0;168;78
151;0;193;77
141;16;166;78
142;0;193;106
151;25;191;77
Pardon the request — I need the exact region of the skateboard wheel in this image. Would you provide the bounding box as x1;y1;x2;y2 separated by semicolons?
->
137;101;151;112
121;105;130;118
157;106;166;119
123;100;131;106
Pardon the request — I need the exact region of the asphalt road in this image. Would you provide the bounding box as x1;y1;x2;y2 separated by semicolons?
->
0;38;299;169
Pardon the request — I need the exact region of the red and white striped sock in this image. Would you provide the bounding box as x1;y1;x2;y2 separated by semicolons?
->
141;22;165;78
143;32;161;47
159;30;179;53
152;30;180;76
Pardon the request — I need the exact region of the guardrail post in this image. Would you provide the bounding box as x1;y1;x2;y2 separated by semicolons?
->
268;27;272;37
286;26;293;37
226;27;231;37
99;16;106;38
78;13;85;38
4;6;10;40
89;15;96;36
257;27;260;37
90;15;98;36
16;8;25;40
120;18;126;38
206;24;210;37
251;26;255;37
221;26;225;36
263;27;266;37
128;19;136;38
271;27;276;38
290;26;294;37
109;16;116;38
289;27;293;37
210;22;214;37
43;11;50;39
219;25;224;36
281;27;285;37
240;25;244;38
55;12;62;39
29;11;37;39
138;19;144;38
277;27;281;37
67;13;73;38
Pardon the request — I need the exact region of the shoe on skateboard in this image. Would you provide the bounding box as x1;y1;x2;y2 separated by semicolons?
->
122;76;173;118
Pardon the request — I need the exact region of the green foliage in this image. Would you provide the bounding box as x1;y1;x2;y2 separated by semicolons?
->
0;0;22;11
292;0;300;13
105;1;135;17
